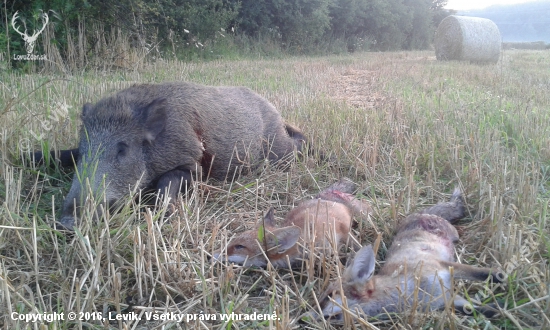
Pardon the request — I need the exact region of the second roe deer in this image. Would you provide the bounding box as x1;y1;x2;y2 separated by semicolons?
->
314;189;505;321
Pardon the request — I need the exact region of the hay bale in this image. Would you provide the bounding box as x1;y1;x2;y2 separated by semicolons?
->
435;15;501;63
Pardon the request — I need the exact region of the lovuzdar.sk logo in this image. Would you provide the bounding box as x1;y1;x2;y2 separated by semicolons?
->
11;10;49;61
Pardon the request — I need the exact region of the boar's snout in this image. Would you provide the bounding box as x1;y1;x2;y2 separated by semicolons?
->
58;175;120;231
57;194;78;231
57;215;76;231
57;197;115;231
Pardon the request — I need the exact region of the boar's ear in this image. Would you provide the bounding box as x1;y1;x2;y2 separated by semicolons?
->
262;207;276;227
266;226;301;254
81;103;94;118
142;98;167;142
346;245;376;283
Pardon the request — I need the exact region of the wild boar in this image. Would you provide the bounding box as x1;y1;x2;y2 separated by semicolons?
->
312;189;506;321
35;82;307;230
212;178;372;268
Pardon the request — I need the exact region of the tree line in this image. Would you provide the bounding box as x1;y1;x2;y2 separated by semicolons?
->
1;0;453;67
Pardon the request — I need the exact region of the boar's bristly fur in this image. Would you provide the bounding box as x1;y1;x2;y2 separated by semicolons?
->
50;82;307;230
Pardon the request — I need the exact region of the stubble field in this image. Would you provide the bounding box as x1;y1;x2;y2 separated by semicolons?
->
0;50;549;329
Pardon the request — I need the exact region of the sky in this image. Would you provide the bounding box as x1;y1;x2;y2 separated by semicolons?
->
445;0;535;10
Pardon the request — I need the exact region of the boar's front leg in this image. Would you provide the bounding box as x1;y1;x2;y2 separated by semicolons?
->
31;148;79;169
153;168;193;203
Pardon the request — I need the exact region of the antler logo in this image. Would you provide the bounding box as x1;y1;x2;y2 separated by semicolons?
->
11;11;49;55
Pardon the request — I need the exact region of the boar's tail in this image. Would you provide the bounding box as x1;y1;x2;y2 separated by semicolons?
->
29;148;79;169
285;122;334;162
284;123;307;153
418;188;465;223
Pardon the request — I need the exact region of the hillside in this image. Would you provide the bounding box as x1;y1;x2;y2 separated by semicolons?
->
458;0;550;42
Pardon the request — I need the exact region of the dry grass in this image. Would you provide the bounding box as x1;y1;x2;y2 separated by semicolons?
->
0;50;549;329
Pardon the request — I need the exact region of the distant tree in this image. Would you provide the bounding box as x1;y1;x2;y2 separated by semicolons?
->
277;0;332;51
229;0;331;52
327;0;435;51
2;0;240;67
0;0;465;67
328;0;369;38
138;0;239;42
431;0;455;28
403;0;434;49
231;0;273;36
359;0;411;50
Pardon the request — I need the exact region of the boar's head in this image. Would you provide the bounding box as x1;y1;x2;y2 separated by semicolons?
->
58;96;166;230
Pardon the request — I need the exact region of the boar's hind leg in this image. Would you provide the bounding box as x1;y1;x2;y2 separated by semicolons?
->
154;168;193;203
31;148;79;169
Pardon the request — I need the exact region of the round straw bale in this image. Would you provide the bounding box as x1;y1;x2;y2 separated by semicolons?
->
435;15;501;63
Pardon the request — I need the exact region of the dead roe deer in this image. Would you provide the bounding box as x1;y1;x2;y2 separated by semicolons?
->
315;189;506;321
212;178;372;268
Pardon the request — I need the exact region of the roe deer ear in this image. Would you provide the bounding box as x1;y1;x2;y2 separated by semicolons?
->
346;245;376;283
141;98;167;142
262;207;276;227
266;226;301;254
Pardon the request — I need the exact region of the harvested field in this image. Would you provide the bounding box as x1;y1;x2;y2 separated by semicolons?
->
1;50;549;329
